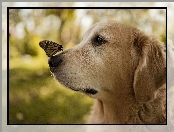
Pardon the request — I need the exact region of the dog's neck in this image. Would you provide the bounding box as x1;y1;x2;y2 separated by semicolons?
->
88;85;166;124
87;97;139;124
91;99;142;124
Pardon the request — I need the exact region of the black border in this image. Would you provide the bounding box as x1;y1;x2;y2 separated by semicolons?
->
7;7;10;125
7;6;167;125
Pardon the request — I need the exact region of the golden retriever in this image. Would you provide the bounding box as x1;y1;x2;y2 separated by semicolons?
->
48;21;166;124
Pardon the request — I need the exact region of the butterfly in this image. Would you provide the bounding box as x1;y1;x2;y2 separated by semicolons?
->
39;40;63;57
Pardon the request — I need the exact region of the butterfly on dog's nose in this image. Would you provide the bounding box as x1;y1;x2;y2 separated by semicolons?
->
39;40;63;57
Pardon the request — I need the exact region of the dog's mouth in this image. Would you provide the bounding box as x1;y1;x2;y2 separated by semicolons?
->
73;88;98;95
51;72;98;95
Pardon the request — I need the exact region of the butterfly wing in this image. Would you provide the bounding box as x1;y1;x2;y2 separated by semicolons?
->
39;40;47;50
39;40;63;57
45;42;60;57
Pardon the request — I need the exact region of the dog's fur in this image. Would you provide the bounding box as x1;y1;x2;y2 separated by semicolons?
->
49;21;166;124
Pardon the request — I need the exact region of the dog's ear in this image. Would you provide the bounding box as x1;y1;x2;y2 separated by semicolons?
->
132;31;166;102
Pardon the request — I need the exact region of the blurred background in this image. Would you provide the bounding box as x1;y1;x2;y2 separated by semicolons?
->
6;3;168;124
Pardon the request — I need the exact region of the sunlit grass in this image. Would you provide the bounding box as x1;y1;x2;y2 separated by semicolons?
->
9;56;93;124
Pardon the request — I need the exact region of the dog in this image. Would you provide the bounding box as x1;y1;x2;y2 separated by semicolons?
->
48;21;166;124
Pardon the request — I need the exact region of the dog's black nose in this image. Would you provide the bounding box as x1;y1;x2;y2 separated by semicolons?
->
48;55;62;68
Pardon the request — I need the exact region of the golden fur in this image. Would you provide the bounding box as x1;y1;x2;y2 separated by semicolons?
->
49;21;166;124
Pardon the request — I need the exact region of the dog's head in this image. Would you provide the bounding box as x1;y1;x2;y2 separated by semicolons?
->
49;21;166;102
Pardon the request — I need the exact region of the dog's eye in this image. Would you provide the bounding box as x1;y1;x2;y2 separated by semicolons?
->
92;35;107;46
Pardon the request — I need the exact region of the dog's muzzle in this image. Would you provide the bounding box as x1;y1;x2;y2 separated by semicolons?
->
48;54;98;95
48;55;62;72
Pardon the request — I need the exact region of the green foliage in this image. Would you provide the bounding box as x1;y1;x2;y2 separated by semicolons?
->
9;35;21;57
9;9;21;26
22;35;40;56
44;9;76;21
9;58;93;124
43;9;77;44
159;29;167;45
10;34;42;58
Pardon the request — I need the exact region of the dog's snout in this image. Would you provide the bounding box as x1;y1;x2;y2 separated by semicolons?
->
48;55;62;68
